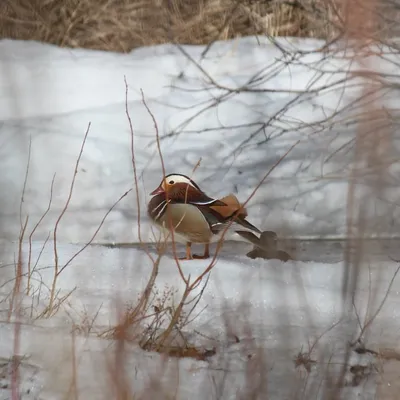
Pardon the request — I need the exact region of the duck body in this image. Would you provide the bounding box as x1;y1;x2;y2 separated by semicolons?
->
148;194;215;244
147;173;261;260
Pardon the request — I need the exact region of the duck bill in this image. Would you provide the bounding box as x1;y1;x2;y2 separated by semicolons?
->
150;186;164;195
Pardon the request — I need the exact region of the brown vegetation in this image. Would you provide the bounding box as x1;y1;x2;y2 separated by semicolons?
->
0;0;342;52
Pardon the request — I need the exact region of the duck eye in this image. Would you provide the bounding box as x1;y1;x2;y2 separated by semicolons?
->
168;180;175;185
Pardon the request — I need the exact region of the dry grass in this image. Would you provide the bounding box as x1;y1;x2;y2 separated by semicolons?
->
3;0;399;53
0;0;343;53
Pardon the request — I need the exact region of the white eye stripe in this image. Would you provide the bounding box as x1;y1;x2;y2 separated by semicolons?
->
165;174;197;187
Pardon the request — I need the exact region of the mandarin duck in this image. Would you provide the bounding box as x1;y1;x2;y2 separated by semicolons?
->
147;173;261;260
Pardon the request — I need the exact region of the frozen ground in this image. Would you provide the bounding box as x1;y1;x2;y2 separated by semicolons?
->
0;239;400;399
0;37;400;399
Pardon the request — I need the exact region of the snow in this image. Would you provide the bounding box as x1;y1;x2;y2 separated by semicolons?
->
1;37;399;244
0;37;400;398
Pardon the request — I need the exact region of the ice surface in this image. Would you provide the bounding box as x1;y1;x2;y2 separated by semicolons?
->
0;239;399;399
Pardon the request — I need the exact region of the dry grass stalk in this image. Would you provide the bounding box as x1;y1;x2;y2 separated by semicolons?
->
334;0;399;396
41;122;132;317
101;80;299;367
3;121;131;321
0;0;344;52
139;87;300;358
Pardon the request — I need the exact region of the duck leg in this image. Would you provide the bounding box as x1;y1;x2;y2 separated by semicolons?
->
178;242;193;260
193;243;210;259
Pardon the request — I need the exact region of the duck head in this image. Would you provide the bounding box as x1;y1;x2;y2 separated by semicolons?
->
150;173;218;204
150;173;200;195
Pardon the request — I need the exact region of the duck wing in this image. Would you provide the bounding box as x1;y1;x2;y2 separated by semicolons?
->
210;194;261;234
198;201;261;235
209;194;248;218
